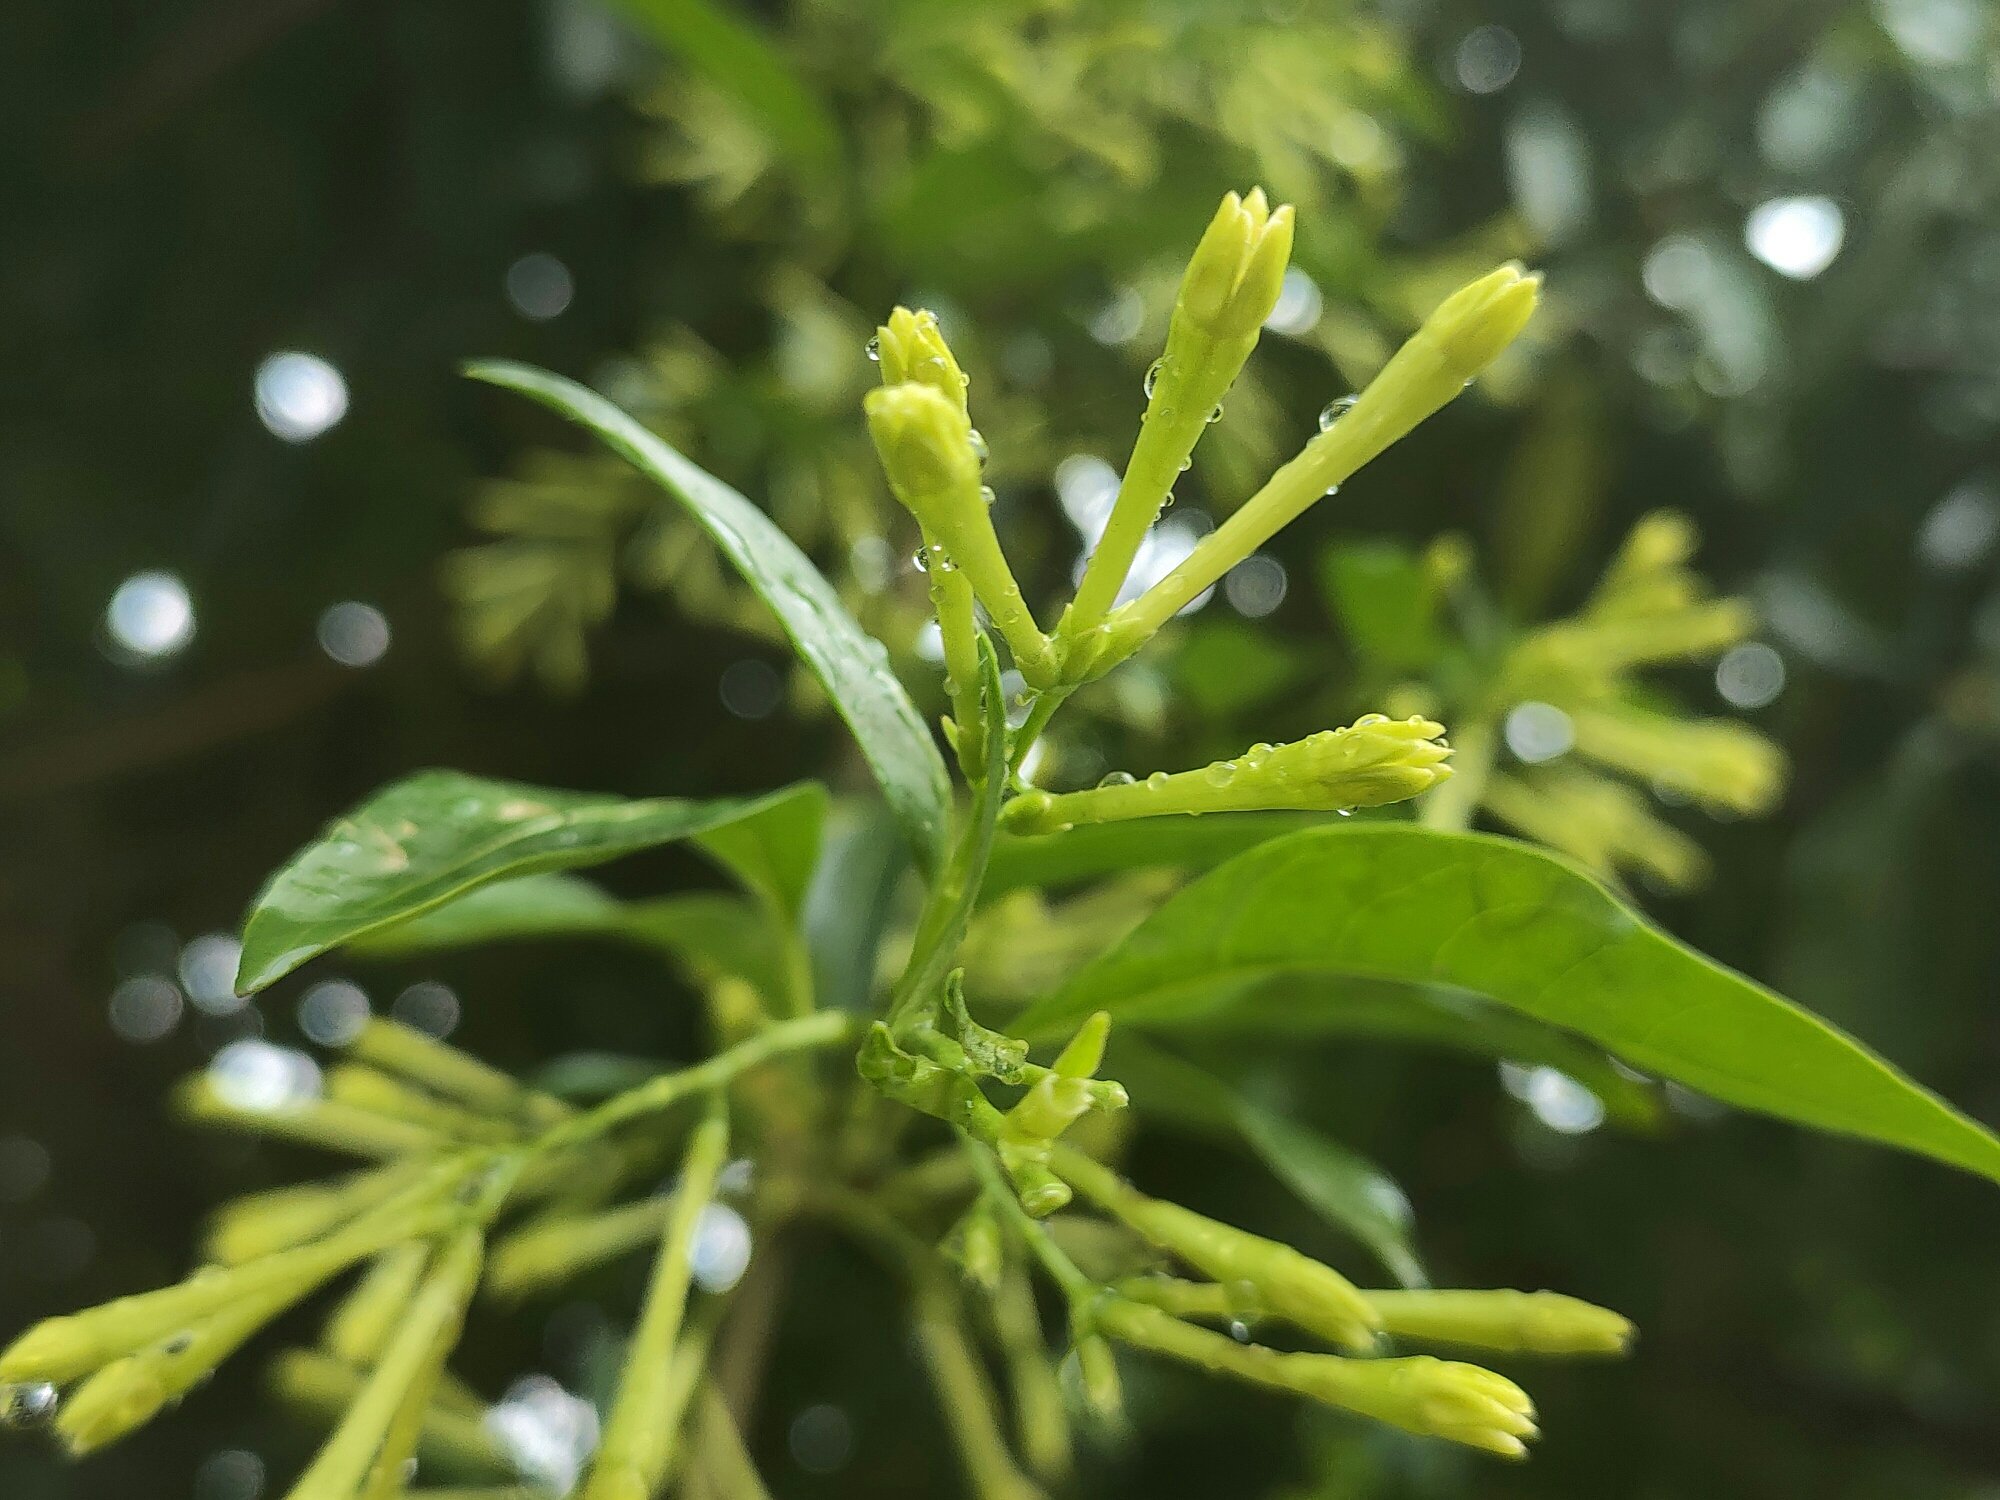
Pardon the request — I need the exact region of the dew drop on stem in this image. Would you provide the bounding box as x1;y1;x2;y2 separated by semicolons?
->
1097;771;1136;788
865;335;881;362
1144;358;1164;399
1318;395;1358;432
968;428;989;465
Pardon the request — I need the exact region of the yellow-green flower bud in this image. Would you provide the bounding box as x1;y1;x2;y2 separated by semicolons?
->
1050;1146;1378;1352
1074;1333;1124;1424
174;1073;445;1160
287;1229;486;1500
202;1162;428;1265
1111;1275;1263;1323
1000;717;1453;835
582;1104;730;1500
349;1019;570;1131
322;1242;432;1368
864;382;1057;687
55;1277;311;1454
485;1197;671;1302
1286;1351;1538;1458
1483;769;1710;890
1094;1298;1536;1458
1366;1289;1634;1356
875;307;969;418
1065;189;1294;640
326;1065;523;1145
1179;189;1296;342
267;1349;511;1479
1570;705;1786;814
1103;266;1539;655
0;1161;464;1384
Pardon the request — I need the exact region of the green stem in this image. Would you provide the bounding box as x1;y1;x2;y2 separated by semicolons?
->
963;1138;1094;1308
538;1014;851;1157
912;1277;1046;1500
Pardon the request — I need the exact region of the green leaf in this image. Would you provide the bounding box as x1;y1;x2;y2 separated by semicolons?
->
1111;1036;1426;1288
984;813;1337;901
465;360;951;875
693;782;828;926
803;800;908;1015
1170;620;1303;720
1143;973;1664;1131
237;770;809;993
1319;540;1439;671
1021;825;2000;1187
352;874;789;1007
603;0;841;175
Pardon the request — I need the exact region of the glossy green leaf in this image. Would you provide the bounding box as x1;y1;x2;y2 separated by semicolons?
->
1022;825;2000;1186
1112;1036;1426;1288
693;782;828;925
983;813;1336;901
354;873;791;1008
1142;973;1664;1131
237;771;810;993
466;360;951;874
803;800;908;1015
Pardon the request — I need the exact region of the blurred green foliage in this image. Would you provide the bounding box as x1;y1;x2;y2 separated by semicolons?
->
5;0;2000;1497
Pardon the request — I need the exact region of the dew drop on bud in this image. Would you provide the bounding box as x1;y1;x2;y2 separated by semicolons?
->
1161;491;1175;509
1179;457;1192;472
2;1382;60;1429
1145;771;1170;789
865;335;881;363
1097;771;1137;788
1143;358;1165;399
1318;394;1359;432
1207;403;1224;424
1204;761;1238;788
968;428;989;465
912;548;929;574
979;485;996;507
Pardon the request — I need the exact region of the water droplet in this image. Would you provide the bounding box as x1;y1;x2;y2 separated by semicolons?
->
1207;403;1224;423
1143;358;1165;398
1160;491;1175;509
1318;394;1359;432
1323;483;1340;497
1179;457;1192;472
968;428;989;465
979;485;996;507
1229;1319;1251;1342
1145;771;1170;790
912;549;929;574
1097;771;1137;788
1243;742;1274;769
1204;761;1237;788
2;1382;60;1428
865;335;881;362
1337;808;1354;817
1354;713;1388;727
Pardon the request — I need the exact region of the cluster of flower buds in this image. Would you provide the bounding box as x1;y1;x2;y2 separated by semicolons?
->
862;188;1538;779
1403;511;1788;888
1;1009;855;1497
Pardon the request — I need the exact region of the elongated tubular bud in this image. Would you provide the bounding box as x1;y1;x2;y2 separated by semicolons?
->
1094;1298;1537;1458
285;1229;485;1500
1002;717;1453;835
1074;1334;1123;1423
55;1275;319;1455
1102;266;1540;659
876;307;969;417
912;1278;1047;1500
990;1259;1073;1482
1049;1146;1378;1353
484;1197;671;1302
579;1104;730;1500
349;1020;572;1130
327;1066;524;1145
267;1350;513;1480
175;1075;447;1160
1111;1275;1263;1322
324;1243;433;1367
0;1159;471;1385
204;1162;431;1266
1568;705;1786;814
1067;190;1295;639
864;382;1058;688
1366;1290;1634;1356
